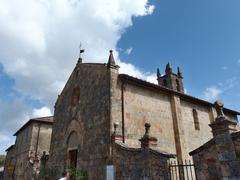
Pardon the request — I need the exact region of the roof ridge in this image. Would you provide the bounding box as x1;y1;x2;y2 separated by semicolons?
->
119;74;240;115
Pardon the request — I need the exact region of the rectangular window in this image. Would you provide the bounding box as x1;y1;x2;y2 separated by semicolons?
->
193;109;200;130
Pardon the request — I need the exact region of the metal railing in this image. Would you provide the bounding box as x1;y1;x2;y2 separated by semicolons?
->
169;160;197;180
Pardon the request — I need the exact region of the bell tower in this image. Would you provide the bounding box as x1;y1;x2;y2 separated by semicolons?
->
157;63;184;93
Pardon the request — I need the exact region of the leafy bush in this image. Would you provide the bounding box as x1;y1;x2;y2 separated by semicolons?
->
69;167;88;180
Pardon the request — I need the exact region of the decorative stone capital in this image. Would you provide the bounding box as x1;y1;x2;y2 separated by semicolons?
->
139;123;157;148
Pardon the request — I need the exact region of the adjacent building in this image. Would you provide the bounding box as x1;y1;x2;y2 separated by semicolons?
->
4;116;53;180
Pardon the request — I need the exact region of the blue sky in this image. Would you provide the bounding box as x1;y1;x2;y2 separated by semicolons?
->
118;0;240;110
0;0;239;154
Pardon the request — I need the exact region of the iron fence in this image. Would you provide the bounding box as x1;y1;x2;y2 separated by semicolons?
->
169;160;197;180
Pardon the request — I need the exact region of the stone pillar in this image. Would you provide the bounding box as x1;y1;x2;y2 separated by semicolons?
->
209;100;239;178
107;50;120;166
170;95;188;162
190;100;240;179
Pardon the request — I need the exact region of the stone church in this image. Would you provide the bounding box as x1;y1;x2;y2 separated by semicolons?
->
46;50;239;179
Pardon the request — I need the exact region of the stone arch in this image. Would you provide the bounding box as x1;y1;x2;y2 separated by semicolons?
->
67;131;78;149
64;120;83;170
64;119;83;150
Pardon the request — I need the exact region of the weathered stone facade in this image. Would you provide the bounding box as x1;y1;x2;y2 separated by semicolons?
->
4;145;15;180
47;61;113;179
112;123;174;180
190;101;240;179
113;74;239;162
46;51;239;179
3;116;53;180
113;142;173;179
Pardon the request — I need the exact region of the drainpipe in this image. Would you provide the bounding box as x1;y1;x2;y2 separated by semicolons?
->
121;81;125;143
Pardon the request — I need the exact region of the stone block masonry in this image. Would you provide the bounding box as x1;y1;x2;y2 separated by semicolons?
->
190;101;240;179
112;123;175;180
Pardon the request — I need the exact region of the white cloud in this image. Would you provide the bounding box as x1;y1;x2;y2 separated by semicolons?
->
0;133;11;143
184;88;188;94
146;74;158;84
203;86;222;101
0;0;155;153
0;0;154;107
125;47;133;55
202;77;239;107
0;132;14;154
32;107;52;118
0;99;53;153
0;99;53;132
0;99;31;132
118;61;157;84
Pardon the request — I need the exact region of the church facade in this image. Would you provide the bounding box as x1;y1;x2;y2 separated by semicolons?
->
47;50;239;179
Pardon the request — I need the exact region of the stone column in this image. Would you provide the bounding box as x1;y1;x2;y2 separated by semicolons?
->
107;50;120;166
170;95;188;162
209;100;238;137
209;100;239;178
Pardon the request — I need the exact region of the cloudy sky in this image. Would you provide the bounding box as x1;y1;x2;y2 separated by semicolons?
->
0;0;240;154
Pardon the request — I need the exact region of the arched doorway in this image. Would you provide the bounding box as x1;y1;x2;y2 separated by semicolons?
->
67;131;78;170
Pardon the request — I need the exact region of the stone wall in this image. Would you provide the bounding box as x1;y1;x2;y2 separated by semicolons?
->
4;146;16;180
112;122;175;180
190;101;240;179
3;118;53;180
13;124;33;180
233;132;240;159
190;133;240;179
48;63;112;180
122;83;176;154
180;100;213;156
30;122;52;155
111;76;221;161
113;142;173;180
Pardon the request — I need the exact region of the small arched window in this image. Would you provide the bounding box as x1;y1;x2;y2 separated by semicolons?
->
71;87;80;106
192;109;200;130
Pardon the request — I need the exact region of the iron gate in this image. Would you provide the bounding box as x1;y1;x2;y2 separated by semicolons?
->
169;160;197;180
